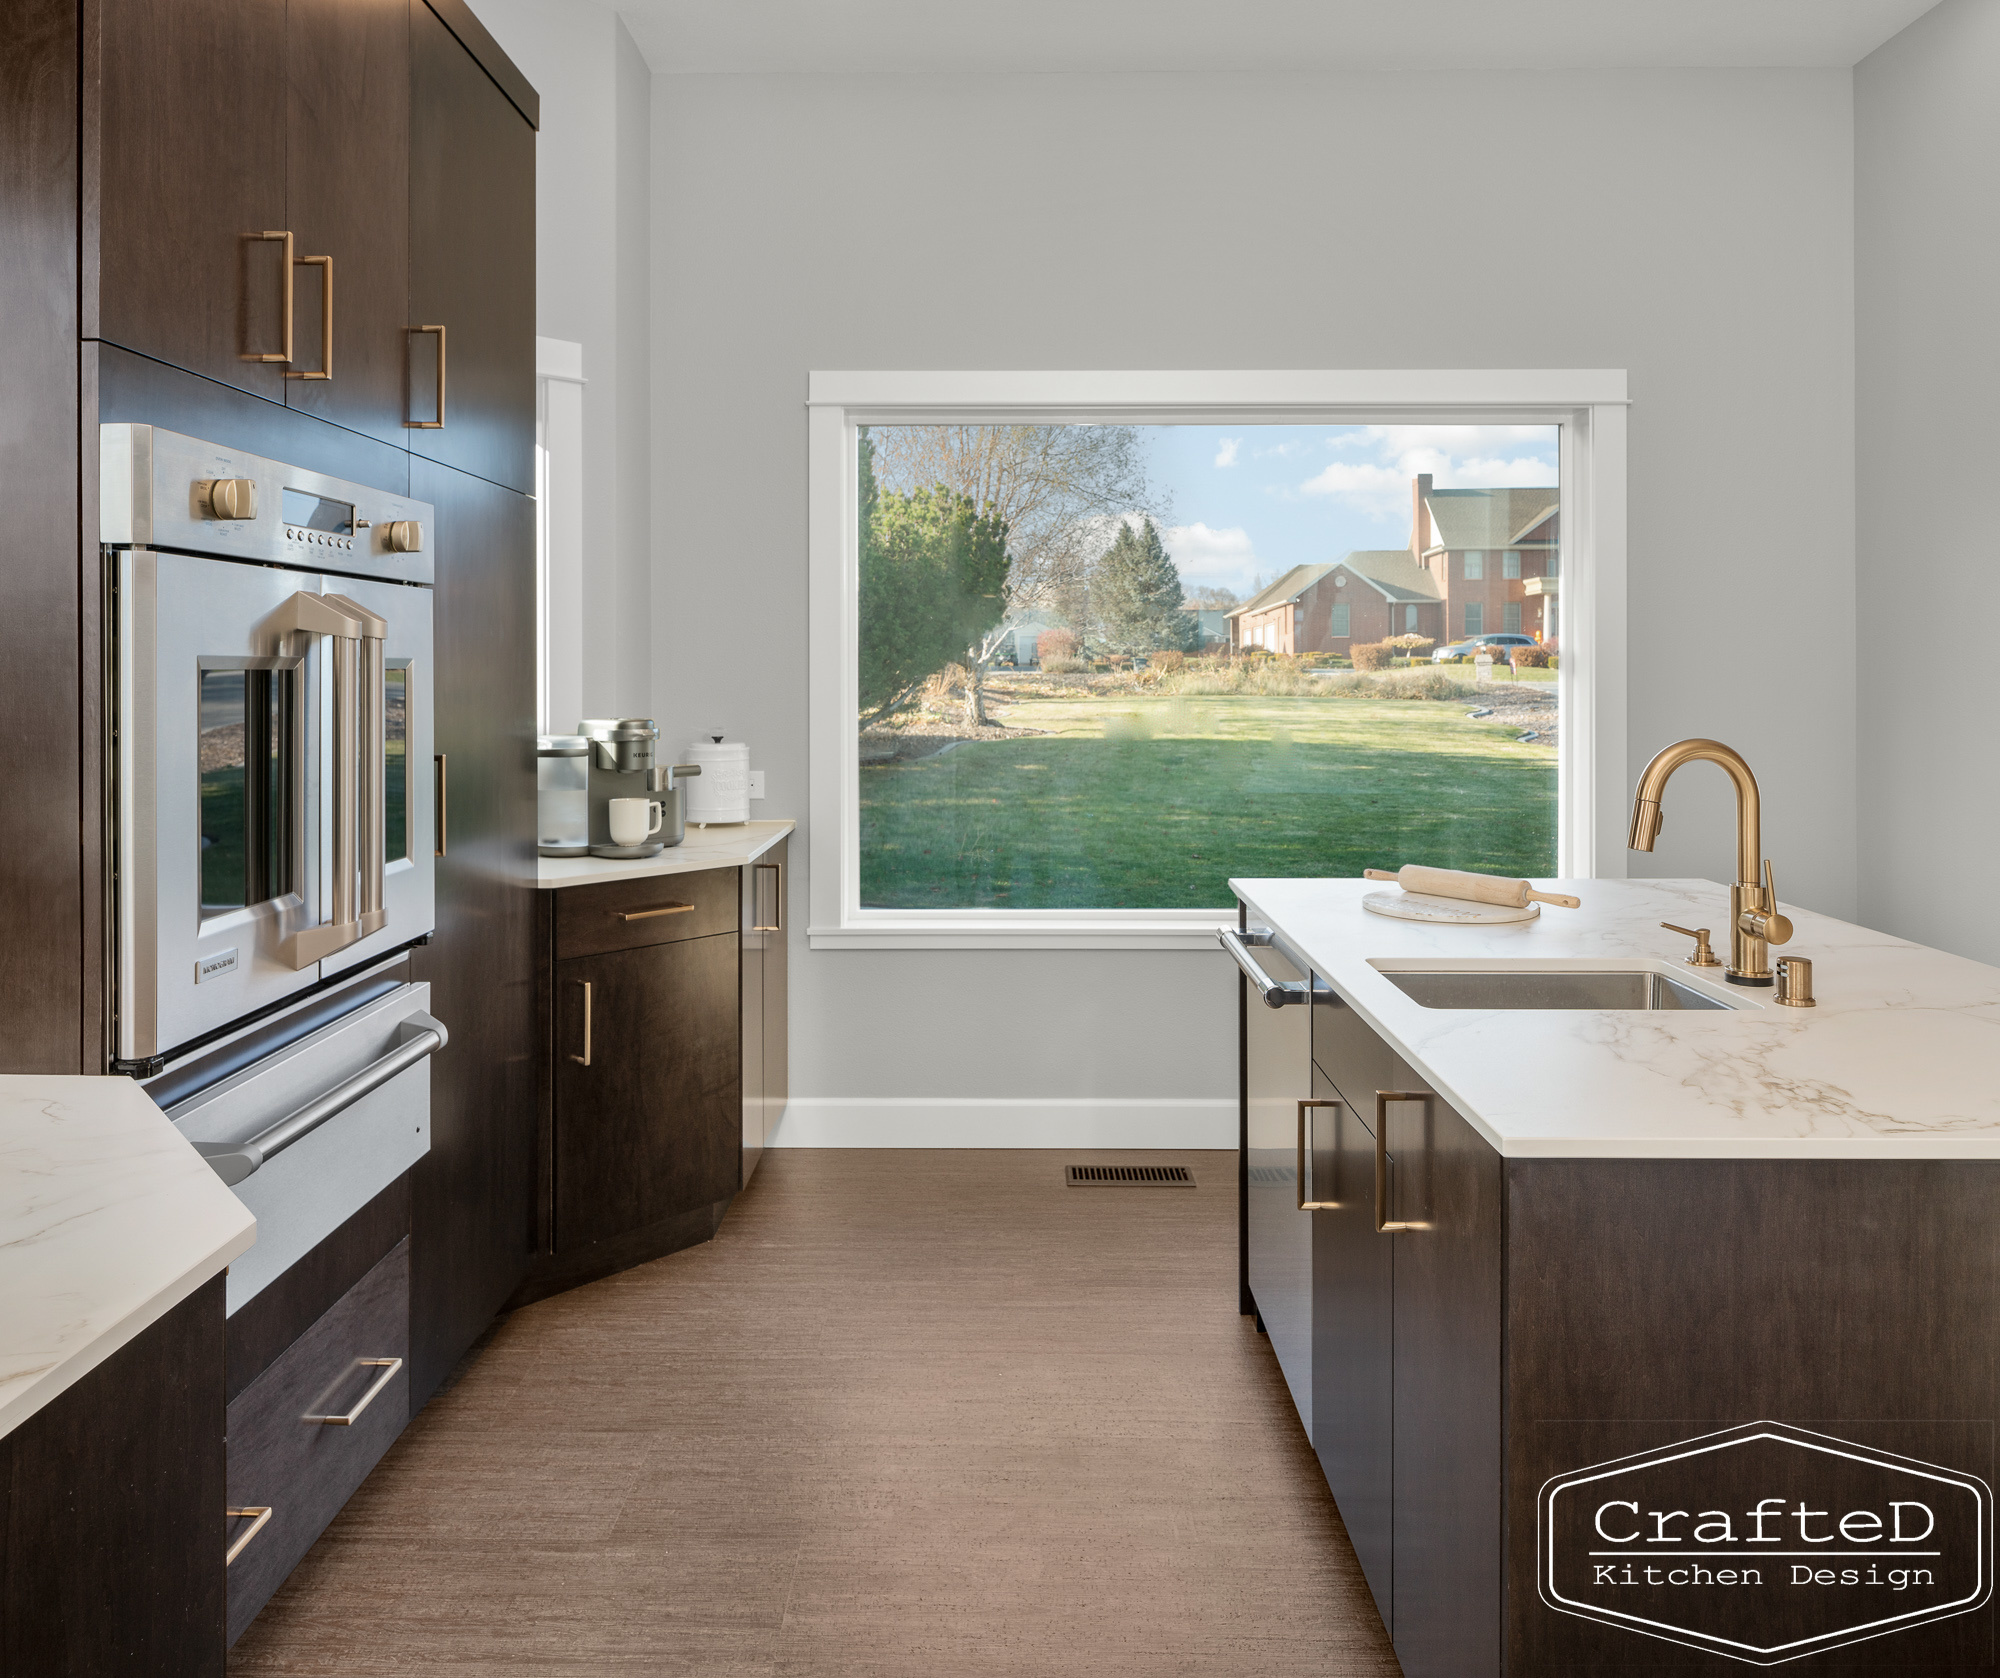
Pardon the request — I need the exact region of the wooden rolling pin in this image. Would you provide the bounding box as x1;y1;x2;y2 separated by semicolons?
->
1364;865;1580;910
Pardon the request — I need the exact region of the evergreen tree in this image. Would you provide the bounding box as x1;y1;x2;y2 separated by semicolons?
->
1094;517;1196;653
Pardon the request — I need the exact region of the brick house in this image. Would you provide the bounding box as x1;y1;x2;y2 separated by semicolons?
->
1225;474;1558;655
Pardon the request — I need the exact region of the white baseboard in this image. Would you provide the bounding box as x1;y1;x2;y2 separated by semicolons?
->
764;1097;1235;1150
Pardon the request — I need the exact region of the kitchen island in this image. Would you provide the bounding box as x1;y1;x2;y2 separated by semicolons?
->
1230;876;2000;1677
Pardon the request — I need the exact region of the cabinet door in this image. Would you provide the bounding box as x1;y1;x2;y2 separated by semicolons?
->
404;459;536;1410
1388;1063;1504;1678
1312;1058;1395;1632
553;932;741;1249
95;0;289;398
761;839;789;1140
284;0;410;442
408;0;534;492
739;864;765;1183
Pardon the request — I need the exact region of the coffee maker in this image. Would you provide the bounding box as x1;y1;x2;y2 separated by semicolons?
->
575;718;702;857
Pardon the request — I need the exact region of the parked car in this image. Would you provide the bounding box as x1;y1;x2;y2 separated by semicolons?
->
1432;632;1538;663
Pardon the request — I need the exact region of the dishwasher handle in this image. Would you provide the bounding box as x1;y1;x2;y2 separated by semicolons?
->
1219;928;1309;1008
195;1010;447;1187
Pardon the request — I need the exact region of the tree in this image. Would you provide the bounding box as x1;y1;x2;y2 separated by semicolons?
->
857;430;1011;726
1094;517;1197;654
870;425;1165;718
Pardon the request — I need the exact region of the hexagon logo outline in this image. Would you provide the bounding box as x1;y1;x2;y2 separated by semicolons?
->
1537;1420;1994;1666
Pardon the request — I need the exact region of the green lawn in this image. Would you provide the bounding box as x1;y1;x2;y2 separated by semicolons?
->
861;692;1555;909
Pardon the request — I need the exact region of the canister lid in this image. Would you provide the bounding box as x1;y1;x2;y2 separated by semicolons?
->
536;735;589;756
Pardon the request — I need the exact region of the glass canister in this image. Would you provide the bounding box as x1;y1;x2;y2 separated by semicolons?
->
536;736;590;855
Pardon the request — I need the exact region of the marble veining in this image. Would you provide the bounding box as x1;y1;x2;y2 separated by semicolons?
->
536;818;794;890
0;1075;255;1439
1233;875;2000;1158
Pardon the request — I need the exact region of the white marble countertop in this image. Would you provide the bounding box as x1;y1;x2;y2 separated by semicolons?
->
535;819;794;889
0;1075;255;1440
1232;875;2000;1159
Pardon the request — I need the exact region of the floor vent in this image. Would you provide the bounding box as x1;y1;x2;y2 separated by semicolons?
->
1246;1166;1293;1185
1066;1164;1195;1187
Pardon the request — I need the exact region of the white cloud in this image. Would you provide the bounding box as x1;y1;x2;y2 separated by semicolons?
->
1164;523;1261;591
1214;437;1240;468
1299;425;1556;518
1297;461;1413;521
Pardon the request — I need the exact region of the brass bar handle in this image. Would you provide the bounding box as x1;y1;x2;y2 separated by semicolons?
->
226;1506;273;1566
356;628;386;934
245;231;293;363
753;861;784;932
571;979;592;1066
305;1357;402;1425
1374;1092;1429;1234
617;903;693;922
285;253;332;379
434;753;447;857
406;324;446;428
1296;1098;1341;1211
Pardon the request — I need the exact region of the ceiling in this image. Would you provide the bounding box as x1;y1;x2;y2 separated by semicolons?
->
622;0;1943;76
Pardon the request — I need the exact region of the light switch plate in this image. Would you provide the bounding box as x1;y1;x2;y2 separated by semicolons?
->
748;769;765;801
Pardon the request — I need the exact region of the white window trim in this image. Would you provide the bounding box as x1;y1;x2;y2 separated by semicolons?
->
806;369;1628;950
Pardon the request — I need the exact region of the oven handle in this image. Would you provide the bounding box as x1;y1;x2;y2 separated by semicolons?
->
195;1010;446;1188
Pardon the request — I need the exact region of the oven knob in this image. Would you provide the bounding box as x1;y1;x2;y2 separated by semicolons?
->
383;520;423;554
199;479;257;520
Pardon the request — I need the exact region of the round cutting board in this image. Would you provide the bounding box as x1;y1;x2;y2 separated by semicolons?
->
1362;889;1539;925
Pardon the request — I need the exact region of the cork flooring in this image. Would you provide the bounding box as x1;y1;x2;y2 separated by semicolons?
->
229;1149;1401;1676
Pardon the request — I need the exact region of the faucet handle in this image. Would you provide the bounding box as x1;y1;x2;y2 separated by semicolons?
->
1738;860;1794;946
1661;922;1722;968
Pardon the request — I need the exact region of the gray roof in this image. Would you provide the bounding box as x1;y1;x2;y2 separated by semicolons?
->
1225;563;1335;618
1424;486;1558;550
1336;550;1443;604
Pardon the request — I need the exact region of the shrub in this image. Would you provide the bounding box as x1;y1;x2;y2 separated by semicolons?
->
1149;649;1185;674
1041;655;1087;675
1035;628;1079;664
1387;633;1436;660
1350;641;1393;672
1374;668;1473;701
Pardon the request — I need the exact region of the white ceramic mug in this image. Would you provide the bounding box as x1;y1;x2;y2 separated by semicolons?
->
608;797;664;847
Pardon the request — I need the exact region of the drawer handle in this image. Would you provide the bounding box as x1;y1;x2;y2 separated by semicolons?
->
226;1506;273;1566
1295;1098;1341;1211
406;323;447;428
244;230;293;362
306;1357;404;1426
753;861;784;932
284;252;332;380
1374;1092;1429;1234
617;903;694;921
571;979;592;1066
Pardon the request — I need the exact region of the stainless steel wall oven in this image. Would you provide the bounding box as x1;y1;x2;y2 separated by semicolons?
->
104;424;437;1074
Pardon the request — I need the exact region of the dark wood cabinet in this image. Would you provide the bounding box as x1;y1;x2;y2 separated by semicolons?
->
92;0;291;399
405;456;537;1409
1309;1056;1394;1629
740;862;767;1182
283;0;410;441
554;930;741;1247
0;1276;227;1675
408;0;535;492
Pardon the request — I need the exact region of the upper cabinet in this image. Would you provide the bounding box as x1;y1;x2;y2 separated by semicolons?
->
408;0;535;493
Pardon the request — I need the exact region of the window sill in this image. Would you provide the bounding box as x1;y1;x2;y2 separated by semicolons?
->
808;913;1234;951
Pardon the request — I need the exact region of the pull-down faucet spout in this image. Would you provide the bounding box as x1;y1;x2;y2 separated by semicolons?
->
1628;738;1791;986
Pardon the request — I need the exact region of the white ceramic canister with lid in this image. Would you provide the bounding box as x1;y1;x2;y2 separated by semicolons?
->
684;734;750;824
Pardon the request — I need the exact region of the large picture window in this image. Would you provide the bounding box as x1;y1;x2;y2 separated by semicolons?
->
807;372;1626;947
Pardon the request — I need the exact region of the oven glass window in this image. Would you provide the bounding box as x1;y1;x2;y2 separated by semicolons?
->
200;667;294;910
384;666;408;864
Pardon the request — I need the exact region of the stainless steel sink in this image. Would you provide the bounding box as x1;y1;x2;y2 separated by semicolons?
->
1379;969;1740;1011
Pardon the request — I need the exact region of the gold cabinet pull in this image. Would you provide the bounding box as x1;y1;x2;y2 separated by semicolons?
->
406;324;446;428
285;252;332;379
226;1506;273;1566
752;861;784;932
1296;1098;1341;1210
1374;1092;1428;1233
617;903;693;922
245;231;294;363
434;753;447;857
305;1357;401;1425
570;979;592;1066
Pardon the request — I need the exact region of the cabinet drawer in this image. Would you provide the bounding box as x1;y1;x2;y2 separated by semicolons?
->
1312;981;1400;1110
554;867;738;961
225;1238;410;1646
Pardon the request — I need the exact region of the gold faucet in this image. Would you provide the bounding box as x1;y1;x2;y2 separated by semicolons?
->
1628;738;1792;986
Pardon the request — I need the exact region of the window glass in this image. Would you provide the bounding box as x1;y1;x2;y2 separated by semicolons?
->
1504;601;1523;634
1503;550;1522;579
384;666;409;864
1463;550;1484;580
199;666;293;911
856;422;1558;907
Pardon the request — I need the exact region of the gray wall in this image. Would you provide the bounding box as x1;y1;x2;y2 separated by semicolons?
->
476;0;655;722
1856;0;2000;962
649;69;1859;1116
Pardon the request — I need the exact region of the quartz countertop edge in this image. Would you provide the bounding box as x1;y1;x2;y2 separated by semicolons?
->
535;819;796;889
1231;875;2000;1160
1;1074;255;1440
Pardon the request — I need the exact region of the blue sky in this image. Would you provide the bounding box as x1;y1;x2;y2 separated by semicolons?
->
1142;424;1559;598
